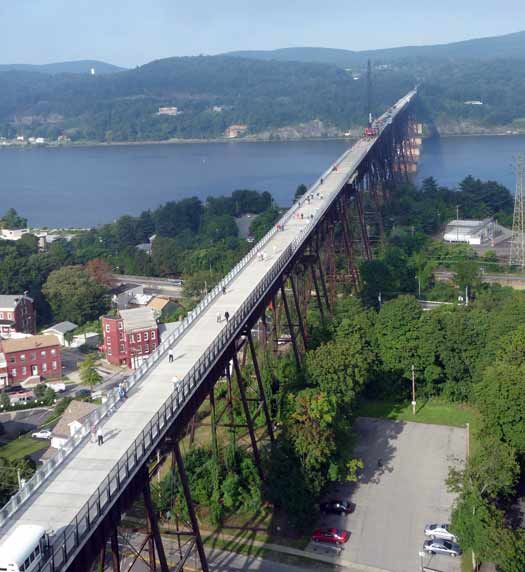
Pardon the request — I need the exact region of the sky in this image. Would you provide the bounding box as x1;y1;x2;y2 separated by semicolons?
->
1;0;524;67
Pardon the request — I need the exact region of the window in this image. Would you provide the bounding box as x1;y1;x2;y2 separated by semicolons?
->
108;349;112;356
144;331;149;341
9;356;15;364
0;312;3;319
151;331;156;340
130;334;135;343
21;367;27;375
119;332;124;341
11;368;16;377
105;324;110;333
107;338;111;346
20;353;26;361
7;313;12;320
51;349;56;356
136;333;141;342
42;363;47;373
30;352;36;360
52;361;57;370
119;344;125;353
145;343;149;353
41;351;46;358
118;321;123;330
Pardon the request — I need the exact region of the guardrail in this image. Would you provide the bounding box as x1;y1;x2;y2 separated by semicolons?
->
2;90;417;569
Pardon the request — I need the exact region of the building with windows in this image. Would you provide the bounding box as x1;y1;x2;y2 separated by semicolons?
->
443;219;495;245
100;307;159;369
0;334;61;388
0;294;36;338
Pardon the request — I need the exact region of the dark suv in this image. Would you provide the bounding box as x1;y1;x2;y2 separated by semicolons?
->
319;500;355;515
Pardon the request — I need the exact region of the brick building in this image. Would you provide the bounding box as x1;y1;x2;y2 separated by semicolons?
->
101;307;159;369
0;294;36;338
0;334;61;388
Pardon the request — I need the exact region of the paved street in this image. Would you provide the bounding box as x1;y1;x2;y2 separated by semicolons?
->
309;418;466;572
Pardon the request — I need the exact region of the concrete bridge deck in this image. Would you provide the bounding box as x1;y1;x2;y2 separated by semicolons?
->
0;91;417;546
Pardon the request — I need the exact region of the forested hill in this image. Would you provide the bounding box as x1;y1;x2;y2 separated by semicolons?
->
0;60;125;75
2;49;525;142
228;30;525;66
0;56;413;142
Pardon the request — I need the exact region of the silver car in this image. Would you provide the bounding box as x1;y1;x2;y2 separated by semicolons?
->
424;523;457;542
423;538;462;557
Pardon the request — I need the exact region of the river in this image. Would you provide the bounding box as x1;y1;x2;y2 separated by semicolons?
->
1;135;524;228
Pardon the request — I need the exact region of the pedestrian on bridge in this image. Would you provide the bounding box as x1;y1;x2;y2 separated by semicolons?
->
97;427;104;446
222;285;227;295
168;349;174;363
216;312;222;323
224;311;230;323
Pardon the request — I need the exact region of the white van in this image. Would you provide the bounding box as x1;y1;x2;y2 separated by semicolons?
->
0;525;49;572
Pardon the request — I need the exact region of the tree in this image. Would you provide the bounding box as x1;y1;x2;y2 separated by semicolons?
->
0;392;10;409
79;354;102;387
85;259;113;286
294;184;308;201
43;266;109;324
0;208;27;229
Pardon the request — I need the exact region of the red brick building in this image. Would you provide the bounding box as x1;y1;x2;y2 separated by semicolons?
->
0;334;61;388
101;307;159;369
0;294;36;338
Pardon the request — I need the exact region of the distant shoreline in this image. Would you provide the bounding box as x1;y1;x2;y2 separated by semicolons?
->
2;129;525;150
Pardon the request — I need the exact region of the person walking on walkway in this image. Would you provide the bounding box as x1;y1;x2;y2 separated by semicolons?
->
222;285;227;295
90;425;97;444
216;312;222;323
168;349;174;363
97;427;104;446
224;311;230;323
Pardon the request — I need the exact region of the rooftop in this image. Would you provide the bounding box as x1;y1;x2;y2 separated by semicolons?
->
147;297;172;312
0;334;60;354
52;400;98;438
119;307;157;332
0;294;33;310
43;321;78;335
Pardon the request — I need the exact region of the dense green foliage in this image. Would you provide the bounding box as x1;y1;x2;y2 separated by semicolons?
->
0;190;274;326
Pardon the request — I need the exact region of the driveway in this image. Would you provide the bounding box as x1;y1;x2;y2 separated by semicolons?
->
308;417;466;572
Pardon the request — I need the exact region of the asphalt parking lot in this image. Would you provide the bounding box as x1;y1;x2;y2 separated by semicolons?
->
308;417;466;572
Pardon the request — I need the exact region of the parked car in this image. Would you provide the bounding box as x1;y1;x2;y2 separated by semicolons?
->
311;528;349;545
75;389;92;399
424;523;457;542
31;429;52;440
319;500;355;515
423;538;462;557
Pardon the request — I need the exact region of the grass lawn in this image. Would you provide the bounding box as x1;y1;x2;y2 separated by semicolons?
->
0;435;48;461
355;397;479;428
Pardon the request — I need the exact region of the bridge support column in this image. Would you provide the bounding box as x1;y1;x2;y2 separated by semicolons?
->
290;274;307;349
143;470;169;572
97;542;106;572
280;281;302;370
315;241;332;315
355;189;373;261
340;196;360;289
173;441;210;572
310;264;325;323
232;348;264;482
110;531;120;572
246;329;275;443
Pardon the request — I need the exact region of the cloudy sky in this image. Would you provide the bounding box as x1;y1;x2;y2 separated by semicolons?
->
2;0;524;67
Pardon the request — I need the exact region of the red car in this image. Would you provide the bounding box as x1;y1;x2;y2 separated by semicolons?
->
311;527;349;544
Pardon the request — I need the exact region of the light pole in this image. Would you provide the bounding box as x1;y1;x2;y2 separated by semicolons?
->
418;550;425;572
411;364;417;415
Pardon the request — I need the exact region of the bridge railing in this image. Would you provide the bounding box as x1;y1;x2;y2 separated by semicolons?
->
35;211;319;571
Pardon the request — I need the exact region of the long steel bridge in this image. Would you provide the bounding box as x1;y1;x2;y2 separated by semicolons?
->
0;89;418;572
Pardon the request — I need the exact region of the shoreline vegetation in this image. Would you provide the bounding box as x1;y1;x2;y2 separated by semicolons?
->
2;128;525;151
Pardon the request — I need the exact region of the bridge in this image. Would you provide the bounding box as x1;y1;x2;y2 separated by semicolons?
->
0;89;418;572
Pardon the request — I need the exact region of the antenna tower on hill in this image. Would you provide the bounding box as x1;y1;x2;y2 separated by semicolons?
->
509;154;525;269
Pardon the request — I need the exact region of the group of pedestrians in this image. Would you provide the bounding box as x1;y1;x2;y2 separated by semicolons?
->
90;425;104;446
216;311;230;323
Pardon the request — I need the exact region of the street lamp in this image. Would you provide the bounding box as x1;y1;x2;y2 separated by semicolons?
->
411;364;417;415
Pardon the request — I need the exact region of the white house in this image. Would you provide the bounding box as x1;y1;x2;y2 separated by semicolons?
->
49;400;98;450
0;228;30;241
42;321;78;346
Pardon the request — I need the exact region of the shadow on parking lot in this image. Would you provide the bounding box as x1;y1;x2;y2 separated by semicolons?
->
351;417;404;486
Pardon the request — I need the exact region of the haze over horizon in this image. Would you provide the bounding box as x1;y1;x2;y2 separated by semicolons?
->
2;0;524;67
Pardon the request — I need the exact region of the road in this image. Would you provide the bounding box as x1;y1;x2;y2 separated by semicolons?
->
110;274;184;298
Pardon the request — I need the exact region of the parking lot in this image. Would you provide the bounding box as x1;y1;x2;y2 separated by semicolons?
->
307;417;466;572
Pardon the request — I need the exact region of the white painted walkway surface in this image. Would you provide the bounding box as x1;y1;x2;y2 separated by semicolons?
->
0;91;417;543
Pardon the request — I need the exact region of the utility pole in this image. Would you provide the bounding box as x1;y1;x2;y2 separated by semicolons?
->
509;154;525;269
411;364;416;415
367;59;373;126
